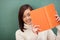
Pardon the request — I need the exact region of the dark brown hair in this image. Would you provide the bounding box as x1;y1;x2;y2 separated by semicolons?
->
18;4;33;32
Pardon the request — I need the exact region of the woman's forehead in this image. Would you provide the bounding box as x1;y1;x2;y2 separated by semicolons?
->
24;8;30;15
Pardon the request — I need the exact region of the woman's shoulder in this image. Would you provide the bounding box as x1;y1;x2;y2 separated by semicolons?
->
16;29;21;33
15;29;23;35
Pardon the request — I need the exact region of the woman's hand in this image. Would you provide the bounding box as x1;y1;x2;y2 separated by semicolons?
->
32;24;41;34
55;14;60;22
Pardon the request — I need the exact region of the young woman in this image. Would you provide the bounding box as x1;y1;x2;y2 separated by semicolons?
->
15;4;60;40
15;4;39;40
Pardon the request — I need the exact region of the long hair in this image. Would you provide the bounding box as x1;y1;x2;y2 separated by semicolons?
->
18;4;33;32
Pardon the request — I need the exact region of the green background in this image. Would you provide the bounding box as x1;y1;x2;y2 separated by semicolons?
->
0;0;60;40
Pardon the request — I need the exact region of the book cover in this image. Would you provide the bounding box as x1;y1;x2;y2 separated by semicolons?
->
30;4;59;32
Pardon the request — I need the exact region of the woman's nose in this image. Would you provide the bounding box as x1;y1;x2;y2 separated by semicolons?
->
26;16;29;19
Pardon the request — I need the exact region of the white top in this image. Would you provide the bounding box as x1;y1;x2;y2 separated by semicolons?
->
56;25;60;40
38;29;56;40
37;25;60;40
15;24;37;40
15;24;60;40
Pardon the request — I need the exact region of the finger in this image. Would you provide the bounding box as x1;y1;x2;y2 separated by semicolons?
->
56;16;59;20
55;14;58;16
55;14;59;18
34;25;40;28
57;18;60;22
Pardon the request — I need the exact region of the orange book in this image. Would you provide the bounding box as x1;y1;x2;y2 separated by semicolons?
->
30;4;59;32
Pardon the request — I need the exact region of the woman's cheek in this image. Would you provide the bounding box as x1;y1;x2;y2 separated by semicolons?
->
23;18;27;23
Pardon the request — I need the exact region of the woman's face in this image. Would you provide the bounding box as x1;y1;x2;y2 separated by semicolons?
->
23;8;32;25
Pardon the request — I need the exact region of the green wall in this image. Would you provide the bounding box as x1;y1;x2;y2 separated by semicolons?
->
0;0;60;40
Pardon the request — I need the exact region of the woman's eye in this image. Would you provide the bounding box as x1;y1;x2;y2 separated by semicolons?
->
27;13;30;16
23;13;30;18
